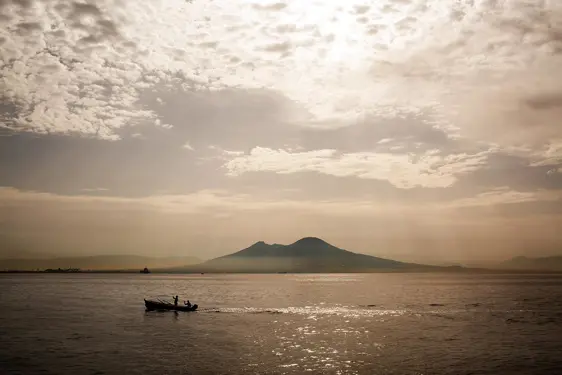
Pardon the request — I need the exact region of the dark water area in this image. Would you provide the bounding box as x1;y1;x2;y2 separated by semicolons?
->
1;273;562;374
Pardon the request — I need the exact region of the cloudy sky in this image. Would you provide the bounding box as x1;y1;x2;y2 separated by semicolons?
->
1;0;562;264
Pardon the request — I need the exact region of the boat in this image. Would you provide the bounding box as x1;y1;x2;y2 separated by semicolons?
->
144;299;198;312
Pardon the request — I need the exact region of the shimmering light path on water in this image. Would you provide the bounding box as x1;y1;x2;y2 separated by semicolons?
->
1;273;561;374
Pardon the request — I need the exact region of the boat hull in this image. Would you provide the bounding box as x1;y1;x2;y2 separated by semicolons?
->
144;299;198;312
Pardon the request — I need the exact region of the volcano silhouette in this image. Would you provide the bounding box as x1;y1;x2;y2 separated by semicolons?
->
196;237;433;273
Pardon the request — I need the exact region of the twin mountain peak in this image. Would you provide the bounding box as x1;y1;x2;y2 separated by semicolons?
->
229;237;355;258
200;237;430;272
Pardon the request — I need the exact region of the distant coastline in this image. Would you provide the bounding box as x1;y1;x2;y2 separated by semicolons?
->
2;237;561;274
0;254;200;273
2;268;561;275
0;269;141;274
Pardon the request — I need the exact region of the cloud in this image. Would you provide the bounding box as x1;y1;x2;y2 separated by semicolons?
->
2;0;562;262
81;187;109;193
297;113;462;154
2;93;558;200
0;186;405;217
2;0;561;149
252;2;288;12
260;40;291;54
548;167;562;175
530;141;562;167
443;187;561;209
2;182;558;218
0;0;152;138
377;1;562;148
133;83;309;150
224;146;490;189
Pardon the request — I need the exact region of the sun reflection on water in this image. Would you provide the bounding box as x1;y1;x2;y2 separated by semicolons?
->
251;306;389;374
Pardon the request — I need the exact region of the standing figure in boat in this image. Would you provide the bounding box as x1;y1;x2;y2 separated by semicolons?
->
173;295;179;306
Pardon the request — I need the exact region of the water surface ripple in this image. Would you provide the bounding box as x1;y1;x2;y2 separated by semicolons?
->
1;273;561;374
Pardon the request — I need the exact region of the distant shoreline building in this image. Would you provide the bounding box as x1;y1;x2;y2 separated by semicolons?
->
45;268;80;273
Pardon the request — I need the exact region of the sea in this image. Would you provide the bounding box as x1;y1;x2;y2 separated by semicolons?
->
1;273;561;375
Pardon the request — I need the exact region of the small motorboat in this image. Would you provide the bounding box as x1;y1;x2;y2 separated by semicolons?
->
144;299;198;312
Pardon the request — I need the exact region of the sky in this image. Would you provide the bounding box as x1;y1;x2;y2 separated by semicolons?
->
1;0;562;265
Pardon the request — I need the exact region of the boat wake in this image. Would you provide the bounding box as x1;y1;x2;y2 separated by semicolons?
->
194;303;499;320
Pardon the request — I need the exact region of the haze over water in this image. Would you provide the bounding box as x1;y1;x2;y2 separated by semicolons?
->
2;273;561;374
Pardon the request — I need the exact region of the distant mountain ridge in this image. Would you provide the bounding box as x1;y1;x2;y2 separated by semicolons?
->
499;256;562;271
0;254;201;271
171;237;438;273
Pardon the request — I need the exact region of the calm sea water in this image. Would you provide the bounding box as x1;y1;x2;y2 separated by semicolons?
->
1;273;561;375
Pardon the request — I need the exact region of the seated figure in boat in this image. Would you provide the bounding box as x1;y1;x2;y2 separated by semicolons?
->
184;300;192;308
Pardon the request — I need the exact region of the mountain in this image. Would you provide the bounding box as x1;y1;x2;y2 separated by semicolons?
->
499;256;562;271
0;255;201;271
170;237;438;273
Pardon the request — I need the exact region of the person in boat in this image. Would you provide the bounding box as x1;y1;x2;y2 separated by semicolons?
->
173;295;179;306
184;300;192;308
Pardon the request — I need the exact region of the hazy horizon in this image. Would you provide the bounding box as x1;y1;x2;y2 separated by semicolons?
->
1;234;560;268
2;0;562;266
